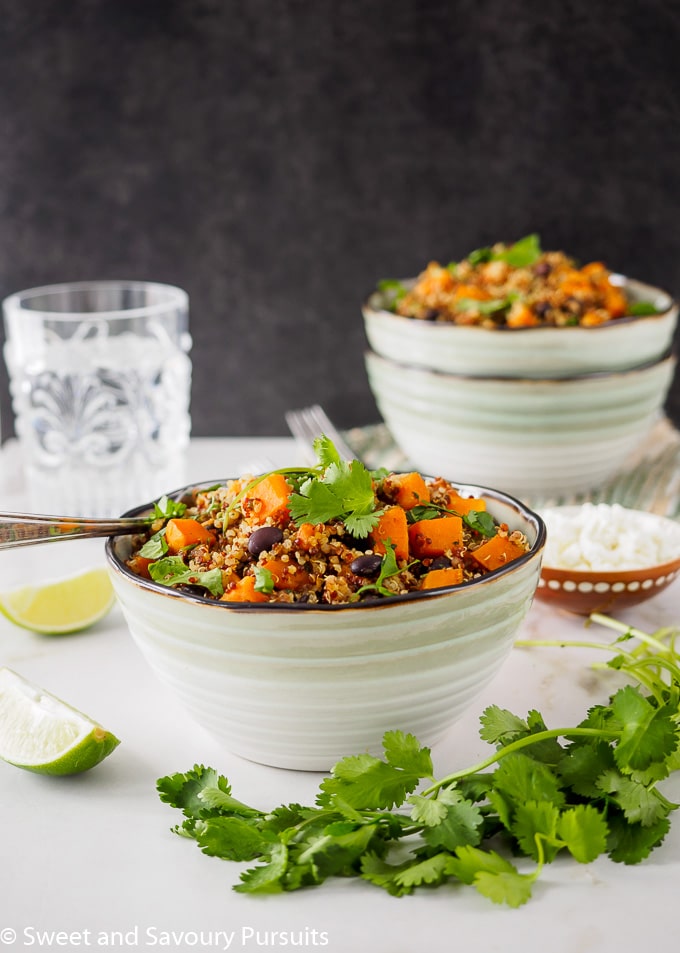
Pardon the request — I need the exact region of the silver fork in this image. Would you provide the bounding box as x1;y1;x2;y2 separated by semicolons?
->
285;404;358;463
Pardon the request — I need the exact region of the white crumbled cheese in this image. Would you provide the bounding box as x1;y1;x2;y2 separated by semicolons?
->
541;503;680;572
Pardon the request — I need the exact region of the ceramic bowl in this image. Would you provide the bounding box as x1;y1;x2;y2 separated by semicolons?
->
536;507;680;614
363;276;678;378
364;349;676;499
106;482;546;771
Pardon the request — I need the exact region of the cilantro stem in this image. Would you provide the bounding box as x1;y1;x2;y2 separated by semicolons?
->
422;726;620;796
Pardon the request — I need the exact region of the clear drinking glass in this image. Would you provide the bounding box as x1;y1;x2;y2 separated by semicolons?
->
2;281;192;517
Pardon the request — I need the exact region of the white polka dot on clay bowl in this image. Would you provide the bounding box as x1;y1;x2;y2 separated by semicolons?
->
536;562;680;615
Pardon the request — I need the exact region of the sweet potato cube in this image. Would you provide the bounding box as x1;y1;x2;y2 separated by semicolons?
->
445;492;487;516
388;472;430;510
408;516;464;558
369;506;409;562
420;566;464;590
242;473;292;524
222;575;270;603
165;518;214;554
469;534;527;572
260;557;312;592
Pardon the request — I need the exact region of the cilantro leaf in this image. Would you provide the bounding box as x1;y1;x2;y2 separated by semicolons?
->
152;494;187;519
494;234;542;268
445;846;535;908
137;529;168;560
557;805;609;863
288;453;381;539
607;814;671;864
628;300;661;316
479;706;528;745
383;730;434;776
253;566;275;594
235;842;288;894
148;556;224;597
420;789;484;851
195;816;270;860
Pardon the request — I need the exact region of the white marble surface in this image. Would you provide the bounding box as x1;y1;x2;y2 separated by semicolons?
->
0;437;678;953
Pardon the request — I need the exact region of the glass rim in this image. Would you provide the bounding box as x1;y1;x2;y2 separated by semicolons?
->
2;280;188;321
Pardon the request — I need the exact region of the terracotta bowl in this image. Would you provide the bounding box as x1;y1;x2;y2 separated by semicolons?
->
536;558;680;614
535;506;680;614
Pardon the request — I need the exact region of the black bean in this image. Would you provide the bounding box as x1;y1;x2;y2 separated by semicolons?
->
350;553;383;577
533;261;551;277
174;583;209;598
423;308;440;321
430;556;452;570
248;525;284;556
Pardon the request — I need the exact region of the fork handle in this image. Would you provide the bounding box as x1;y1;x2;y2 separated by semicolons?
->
0;513;152;550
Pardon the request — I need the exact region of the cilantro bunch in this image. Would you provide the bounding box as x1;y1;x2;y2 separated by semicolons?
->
158;614;680;906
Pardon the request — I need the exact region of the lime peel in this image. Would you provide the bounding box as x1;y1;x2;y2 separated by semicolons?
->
0;568;115;635
0;668;120;775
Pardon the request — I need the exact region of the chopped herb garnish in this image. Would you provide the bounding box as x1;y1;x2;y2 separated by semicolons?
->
288;437;383;539
253;566;275;595
137;528;168;560
494;233;542;267
628;301;661;316
377;278;409;310
152;495;188;519
148;556;224;597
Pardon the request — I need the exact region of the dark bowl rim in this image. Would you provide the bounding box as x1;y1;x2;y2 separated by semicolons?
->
362;273;678;329
105;478;547;613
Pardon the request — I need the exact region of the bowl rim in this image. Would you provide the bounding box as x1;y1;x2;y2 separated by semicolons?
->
362;273;678;329
105;479;547;613
365;345;677;385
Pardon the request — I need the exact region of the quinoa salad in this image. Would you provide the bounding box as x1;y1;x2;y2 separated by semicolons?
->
373;234;660;329
125;438;531;605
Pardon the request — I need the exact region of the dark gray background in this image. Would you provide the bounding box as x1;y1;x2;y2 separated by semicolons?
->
1;0;679;440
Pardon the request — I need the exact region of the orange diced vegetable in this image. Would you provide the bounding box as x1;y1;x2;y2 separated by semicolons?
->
165;518;214;554
445;491;487;516
127;554;153;579
453;284;491;301
242;473;292;525
420;566;464;590
469;534;527;572
604;284;628;318
295;522;319;550
387;472;430;510
260;557;312;591
408;516;464;558
369;506;409;562
222;574;270;603
506;303;541;328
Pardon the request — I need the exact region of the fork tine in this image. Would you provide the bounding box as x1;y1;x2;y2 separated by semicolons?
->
285;404;358;463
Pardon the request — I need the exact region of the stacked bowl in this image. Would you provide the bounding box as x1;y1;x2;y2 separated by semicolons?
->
363;250;678;499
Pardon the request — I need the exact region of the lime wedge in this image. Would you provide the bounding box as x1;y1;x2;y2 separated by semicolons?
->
0;568;115;634
0;668;120;774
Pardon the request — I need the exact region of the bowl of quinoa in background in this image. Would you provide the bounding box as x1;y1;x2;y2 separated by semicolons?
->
362;234;678;377
536;503;680;614
106;441;546;770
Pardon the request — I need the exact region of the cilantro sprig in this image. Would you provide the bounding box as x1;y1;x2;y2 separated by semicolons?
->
158;614;680;906
287;435;383;539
